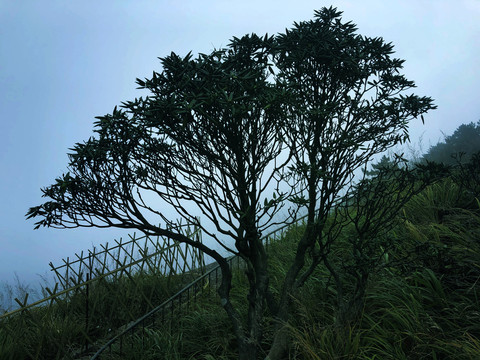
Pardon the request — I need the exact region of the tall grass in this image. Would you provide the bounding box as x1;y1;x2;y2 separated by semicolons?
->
0;269;185;360
287;177;480;359
96;176;480;359
1;175;479;359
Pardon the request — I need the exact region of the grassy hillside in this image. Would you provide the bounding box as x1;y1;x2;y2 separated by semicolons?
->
1;173;479;359
88;176;480;359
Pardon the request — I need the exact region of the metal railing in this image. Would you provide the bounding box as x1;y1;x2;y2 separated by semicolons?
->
90;216;306;359
90;255;241;358
0;228;205;359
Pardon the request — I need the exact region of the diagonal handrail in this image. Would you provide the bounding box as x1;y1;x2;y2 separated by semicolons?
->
90;215;306;359
90;255;235;359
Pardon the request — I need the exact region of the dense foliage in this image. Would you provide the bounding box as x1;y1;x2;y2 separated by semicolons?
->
423;120;480;164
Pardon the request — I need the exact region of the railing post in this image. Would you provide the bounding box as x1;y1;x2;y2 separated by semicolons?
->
85;272;89;352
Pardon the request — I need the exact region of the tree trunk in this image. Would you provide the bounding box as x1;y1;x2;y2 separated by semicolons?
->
238;338;259;360
266;221;319;359
265;253;305;359
242;231;270;359
266;326;290;360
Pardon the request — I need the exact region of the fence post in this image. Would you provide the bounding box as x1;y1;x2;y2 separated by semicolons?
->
65;257;70;289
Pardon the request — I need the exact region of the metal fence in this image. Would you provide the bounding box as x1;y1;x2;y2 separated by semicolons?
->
0;224;205;358
1;231;204;319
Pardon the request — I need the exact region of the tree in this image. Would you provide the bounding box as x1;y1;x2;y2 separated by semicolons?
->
28;33;290;359
423;120;480;164
364;154;399;177
266;8;436;357
27;8;436;359
326;157;448;326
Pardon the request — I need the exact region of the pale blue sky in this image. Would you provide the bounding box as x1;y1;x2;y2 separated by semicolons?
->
0;0;479;288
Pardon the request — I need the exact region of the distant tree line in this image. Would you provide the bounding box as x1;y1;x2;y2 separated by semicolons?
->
422;120;480;164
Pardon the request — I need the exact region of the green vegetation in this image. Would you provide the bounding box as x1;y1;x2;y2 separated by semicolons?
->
423;120;480;165
100;166;479;360
3;152;480;359
0;269;187;359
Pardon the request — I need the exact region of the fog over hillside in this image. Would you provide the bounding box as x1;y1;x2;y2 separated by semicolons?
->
0;1;479;305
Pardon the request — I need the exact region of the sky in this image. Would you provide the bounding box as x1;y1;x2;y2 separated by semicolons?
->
0;0;479;296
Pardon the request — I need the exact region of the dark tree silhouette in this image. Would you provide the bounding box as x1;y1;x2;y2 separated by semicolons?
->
267;8;436;357
327;157;448;326
27;8;436;359
27;34;289;359
423;120;480;164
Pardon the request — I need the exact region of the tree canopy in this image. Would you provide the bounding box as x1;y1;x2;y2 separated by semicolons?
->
27;7;437;359
423;120;480;164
